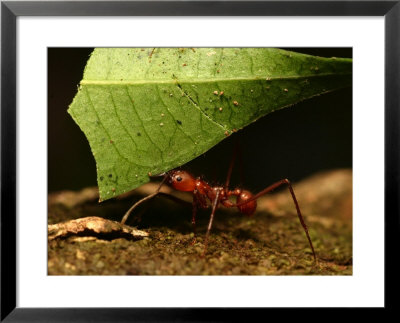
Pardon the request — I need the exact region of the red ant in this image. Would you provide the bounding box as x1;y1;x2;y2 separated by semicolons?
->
121;148;317;263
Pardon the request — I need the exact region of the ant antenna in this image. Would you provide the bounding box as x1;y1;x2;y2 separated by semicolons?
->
121;174;168;225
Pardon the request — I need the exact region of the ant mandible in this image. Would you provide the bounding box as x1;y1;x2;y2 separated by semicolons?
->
121;147;317;263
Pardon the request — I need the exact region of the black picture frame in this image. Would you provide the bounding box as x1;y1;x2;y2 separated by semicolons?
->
1;0;398;321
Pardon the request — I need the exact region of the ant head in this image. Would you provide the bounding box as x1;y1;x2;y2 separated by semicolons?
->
167;169;196;192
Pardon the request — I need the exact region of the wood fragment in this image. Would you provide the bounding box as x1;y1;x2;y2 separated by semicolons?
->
48;216;149;241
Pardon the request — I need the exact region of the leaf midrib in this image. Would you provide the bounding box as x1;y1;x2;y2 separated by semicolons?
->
80;72;352;85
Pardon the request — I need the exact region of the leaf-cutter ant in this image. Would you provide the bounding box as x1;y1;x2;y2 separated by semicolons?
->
121;147;317;263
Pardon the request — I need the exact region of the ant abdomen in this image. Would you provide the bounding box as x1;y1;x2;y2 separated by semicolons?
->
236;190;257;216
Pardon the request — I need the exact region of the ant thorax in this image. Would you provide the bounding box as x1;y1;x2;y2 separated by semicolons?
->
205;186;225;202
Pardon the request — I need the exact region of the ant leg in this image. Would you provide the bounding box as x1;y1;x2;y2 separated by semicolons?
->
202;189;221;257
160;191;199;245
235;179;317;262
120;175;169;225
158;192;196;244
190;193;199;245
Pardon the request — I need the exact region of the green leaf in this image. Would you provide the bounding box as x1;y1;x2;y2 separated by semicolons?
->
68;48;352;201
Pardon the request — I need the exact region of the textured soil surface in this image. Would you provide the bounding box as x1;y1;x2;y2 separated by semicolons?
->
48;169;352;275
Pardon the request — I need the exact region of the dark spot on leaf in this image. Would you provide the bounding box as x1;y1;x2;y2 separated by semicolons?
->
108;174;112;178
176;120;182;125
100;176;104;181
137;132;141;136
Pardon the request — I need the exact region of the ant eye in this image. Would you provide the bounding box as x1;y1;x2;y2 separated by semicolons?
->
176;176;182;182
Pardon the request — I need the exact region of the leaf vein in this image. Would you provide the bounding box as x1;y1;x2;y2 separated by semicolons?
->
83;87;138;167
109;89;139;151
124;86;164;163
175;82;228;133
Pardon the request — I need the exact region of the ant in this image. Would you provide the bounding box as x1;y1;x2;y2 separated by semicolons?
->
121;146;317;263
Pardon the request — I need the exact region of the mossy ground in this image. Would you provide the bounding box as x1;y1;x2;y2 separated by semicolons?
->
48;170;352;275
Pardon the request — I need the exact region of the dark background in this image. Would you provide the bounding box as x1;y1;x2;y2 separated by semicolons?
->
48;48;352;194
